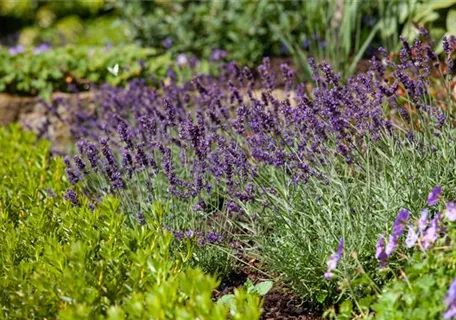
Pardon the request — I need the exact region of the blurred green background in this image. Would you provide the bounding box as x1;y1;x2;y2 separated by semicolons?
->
2;0;456;96
0;0;127;46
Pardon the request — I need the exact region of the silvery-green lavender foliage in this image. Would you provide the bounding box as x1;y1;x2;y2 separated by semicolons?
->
56;31;445;212
49;31;456;302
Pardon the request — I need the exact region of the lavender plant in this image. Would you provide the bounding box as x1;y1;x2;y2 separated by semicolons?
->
47;30;456;303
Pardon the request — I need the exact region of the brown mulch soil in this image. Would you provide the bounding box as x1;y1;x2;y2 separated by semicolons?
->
261;291;323;320
214;269;323;320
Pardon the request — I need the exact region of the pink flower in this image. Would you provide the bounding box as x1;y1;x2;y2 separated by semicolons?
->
446;202;456;221
324;238;344;279
405;225;418;248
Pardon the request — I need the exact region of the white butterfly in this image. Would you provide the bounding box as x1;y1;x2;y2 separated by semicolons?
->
108;64;119;76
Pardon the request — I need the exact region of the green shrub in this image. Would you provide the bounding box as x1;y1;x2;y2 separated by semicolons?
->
17;16;131;47
118;0;380;73
117;0;456;76
0;46;176;98
0;0;109;44
0;125;261;319
327;194;456;319
370;245;456;320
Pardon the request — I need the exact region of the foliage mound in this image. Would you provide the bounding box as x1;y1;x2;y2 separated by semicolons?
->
0;125;261;319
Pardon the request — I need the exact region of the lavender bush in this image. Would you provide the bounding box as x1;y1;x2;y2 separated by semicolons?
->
46;31;456;303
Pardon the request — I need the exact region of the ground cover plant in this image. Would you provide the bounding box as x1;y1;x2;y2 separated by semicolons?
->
0;125;262;319
0;45;169;98
324;186;456;319
41;26;456;315
0;45;217;98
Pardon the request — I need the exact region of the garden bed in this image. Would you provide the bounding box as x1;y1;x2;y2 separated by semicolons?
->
4;1;456;319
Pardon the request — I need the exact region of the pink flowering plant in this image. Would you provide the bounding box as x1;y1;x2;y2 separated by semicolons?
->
324;186;456;319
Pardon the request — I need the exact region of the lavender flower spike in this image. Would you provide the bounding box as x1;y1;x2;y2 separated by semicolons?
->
64;189;80;206
384;209;409;256
445;302;456;319
444;278;456;319
324;271;334;280
324;237;344;279
375;234;388;268
428;186;442;206
375;235;385;259
446;202;456;221
337;237;344;258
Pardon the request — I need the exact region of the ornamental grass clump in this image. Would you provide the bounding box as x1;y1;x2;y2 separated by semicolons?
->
49;30;456;303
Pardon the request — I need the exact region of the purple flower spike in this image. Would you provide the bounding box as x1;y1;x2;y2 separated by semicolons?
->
8;45;24;56
176;54;188;66
325;254;339;279
444;278;456;319
445;305;456;319
210;49;227;62
206;231;220;244
405;225;418;248
324;271;333;280
64;189;80;206
447;279;456;305
446;202;456;221
136;211;146;226
337;237;344;258
162;38;173;49
33;43;50;54
428;186;442;206
375;235;385;259
385;208;410;256
375;235;388;269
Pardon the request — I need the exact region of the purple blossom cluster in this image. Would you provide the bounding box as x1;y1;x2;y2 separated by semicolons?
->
428;186;442;206
163;225;223;246
375;209;410;268
8;45;24;56
375;186;456;268
63;189;80;206
443;35;456;75
52;33;454;243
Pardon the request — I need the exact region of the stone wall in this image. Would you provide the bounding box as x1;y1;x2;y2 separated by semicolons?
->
0;92;95;151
